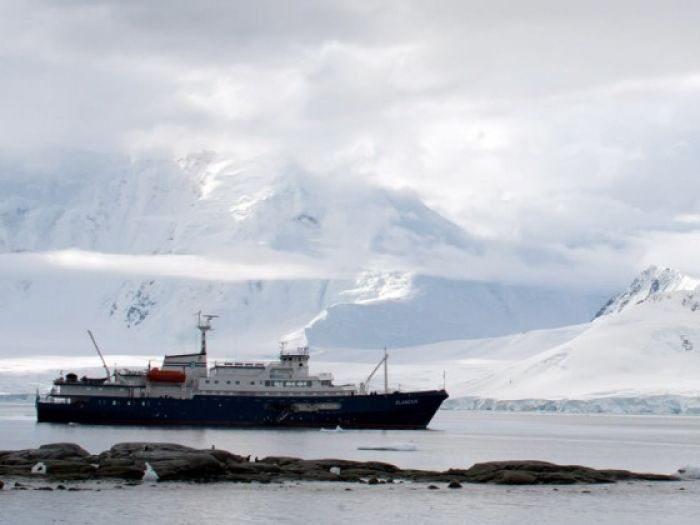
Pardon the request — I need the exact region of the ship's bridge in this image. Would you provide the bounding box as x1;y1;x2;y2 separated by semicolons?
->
279;346;310;375
161;352;208;378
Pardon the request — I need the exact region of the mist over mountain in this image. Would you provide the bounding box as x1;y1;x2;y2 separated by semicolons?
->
0;152;606;356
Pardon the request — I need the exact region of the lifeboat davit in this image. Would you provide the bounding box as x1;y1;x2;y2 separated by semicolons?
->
147;368;186;383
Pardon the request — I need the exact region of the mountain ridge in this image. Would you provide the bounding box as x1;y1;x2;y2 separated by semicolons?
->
595;265;700;319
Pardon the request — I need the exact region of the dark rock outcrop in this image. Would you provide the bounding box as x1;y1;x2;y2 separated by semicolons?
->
0;443;94;479
446;460;675;485
0;443;679;485
96;442;248;481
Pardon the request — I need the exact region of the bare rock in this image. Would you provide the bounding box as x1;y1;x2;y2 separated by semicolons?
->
94;464;147;480
0;442;93;479
37;443;90;459
498;471;538;485
149;454;226;481
0;443;679;486
452;461;678;485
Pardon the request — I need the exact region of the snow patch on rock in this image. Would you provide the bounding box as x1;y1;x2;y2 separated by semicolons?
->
31;462;47;475
143;462;159;482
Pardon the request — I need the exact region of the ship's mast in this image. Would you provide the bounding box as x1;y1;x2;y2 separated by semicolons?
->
384;347;388;394
197;312;218;355
87;330;111;381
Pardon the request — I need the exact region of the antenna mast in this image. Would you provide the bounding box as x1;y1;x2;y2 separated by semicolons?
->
197;312;218;355
87;330;111;380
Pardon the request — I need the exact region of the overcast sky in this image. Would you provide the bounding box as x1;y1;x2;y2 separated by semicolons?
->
2;0;700;288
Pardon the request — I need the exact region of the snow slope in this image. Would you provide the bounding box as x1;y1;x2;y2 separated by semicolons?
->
458;290;700;401
305;275;602;348
317;267;700;414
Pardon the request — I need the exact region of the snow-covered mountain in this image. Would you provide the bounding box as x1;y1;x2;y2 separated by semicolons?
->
0;152;605;356
311;268;700;414
303;274;603;348
458;289;700;400
594;265;700;318
3;259;700;415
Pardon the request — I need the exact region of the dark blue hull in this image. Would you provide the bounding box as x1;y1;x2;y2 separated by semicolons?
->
36;390;448;429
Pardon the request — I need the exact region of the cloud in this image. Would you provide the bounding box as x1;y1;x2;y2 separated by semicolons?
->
1;1;700;289
0;249;351;282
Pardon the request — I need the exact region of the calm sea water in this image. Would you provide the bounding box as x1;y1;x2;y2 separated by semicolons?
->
2;401;700;524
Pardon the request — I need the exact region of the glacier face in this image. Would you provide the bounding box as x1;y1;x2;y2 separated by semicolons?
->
0;152;606;356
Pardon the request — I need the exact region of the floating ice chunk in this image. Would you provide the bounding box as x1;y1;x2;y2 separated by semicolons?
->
142;462;159;482
320;426;344;432
357;442;417;452
31;462;47;475
329;467;341;475
676;465;700;479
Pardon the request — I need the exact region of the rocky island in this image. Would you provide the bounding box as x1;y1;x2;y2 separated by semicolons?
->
0;442;679;488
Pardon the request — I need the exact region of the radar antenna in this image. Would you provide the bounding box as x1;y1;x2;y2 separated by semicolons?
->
196;311;218;355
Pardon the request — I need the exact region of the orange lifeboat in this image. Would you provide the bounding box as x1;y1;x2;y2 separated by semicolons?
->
147;368;186;383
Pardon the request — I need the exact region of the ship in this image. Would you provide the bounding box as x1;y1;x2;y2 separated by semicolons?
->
36;314;448;429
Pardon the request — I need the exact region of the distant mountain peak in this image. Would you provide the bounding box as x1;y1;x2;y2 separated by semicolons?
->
594;265;700;318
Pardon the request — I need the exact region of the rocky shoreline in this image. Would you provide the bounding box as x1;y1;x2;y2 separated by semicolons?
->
0;442;679;489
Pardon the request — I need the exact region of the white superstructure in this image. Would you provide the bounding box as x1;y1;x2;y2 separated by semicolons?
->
45;315;390;402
